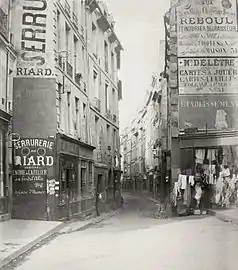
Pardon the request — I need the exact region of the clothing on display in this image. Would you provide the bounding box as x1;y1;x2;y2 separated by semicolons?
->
196;149;205;164
207;149;217;162
189;175;195;186
181;175;187;190
174;146;238;214
215;109;228;130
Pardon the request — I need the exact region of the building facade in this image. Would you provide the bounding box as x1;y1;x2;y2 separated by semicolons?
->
164;0;238;214
0;0;17;221
10;0;122;221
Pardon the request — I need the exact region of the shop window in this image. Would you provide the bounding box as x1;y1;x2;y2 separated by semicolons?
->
59;160;78;203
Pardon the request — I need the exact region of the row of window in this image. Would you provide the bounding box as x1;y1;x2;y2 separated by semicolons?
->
56;7;118;88
92;70;117;115
94;115;118;150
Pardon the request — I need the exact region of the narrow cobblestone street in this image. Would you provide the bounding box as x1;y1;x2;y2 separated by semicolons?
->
4;193;238;270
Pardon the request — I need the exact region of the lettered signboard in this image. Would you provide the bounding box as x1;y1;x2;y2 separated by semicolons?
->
12;138;55;220
14;0;55;77
177;0;238;57
177;0;238;131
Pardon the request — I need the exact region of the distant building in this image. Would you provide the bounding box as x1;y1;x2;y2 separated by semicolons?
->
120;72;166;199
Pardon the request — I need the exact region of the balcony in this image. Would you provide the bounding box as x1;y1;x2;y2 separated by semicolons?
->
72;12;79;29
93;97;101;112
64;0;71;18
66;61;73;78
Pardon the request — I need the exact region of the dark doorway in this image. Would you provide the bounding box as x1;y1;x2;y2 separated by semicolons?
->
96;174;103;216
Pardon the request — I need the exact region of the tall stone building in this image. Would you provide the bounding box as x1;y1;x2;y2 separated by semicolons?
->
0;0;16;221
10;0;123;221
164;0;238;213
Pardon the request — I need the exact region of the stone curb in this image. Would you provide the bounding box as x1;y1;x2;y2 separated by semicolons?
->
208;209;238;225
0;210;120;269
0;222;65;269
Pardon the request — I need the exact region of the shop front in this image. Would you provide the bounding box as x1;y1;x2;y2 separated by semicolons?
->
172;134;238;215
55;134;95;221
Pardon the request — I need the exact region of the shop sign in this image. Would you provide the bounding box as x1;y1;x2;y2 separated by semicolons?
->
178;58;238;94
177;0;238;57
14;0;54;78
13;138;55;196
179;95;238;130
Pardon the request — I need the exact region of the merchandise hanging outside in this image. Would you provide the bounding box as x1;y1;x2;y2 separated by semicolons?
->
172;146;238;215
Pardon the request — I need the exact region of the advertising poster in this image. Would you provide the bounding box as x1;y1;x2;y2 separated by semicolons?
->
178;57;238;94
12;138;55;219
14;0;55;78
179;95;238;130
177;0;238;57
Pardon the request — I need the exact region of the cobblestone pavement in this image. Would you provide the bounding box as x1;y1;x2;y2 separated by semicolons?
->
4;193;238;270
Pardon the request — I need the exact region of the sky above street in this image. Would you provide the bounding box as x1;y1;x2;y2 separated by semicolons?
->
105;0;170;129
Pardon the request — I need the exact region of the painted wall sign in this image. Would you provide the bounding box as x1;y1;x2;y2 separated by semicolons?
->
179;95;238;130
178;57;238;94
177;0;238;57
14;0;54;77
13;138;55;196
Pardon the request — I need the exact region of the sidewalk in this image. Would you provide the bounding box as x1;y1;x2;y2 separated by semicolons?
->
0;219;64;269
0;210;119;269
208;207;238;225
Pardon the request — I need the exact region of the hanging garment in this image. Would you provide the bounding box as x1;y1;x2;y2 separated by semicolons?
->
209;165;216;175
183;186;188;205
215;177;223;205
207;149;216;162
189;175;195;186
222;146;233;166
178;174;183;189
209;174;214;185
215;110;228;130
196;149;205;164
181;175;187;190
